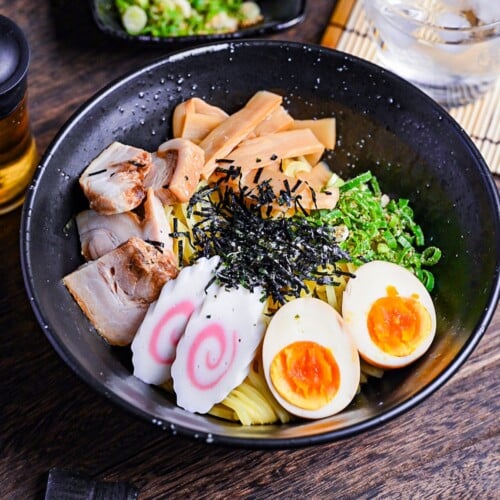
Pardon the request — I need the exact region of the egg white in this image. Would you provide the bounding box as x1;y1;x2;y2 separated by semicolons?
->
342;260;437;369
262;297;360;419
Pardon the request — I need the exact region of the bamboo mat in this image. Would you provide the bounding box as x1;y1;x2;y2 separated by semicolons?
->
321;0;499;175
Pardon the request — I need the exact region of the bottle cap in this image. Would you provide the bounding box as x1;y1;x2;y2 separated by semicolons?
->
0;15;30;118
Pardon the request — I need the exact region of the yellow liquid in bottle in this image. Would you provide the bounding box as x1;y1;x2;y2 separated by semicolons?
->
0;95;38;214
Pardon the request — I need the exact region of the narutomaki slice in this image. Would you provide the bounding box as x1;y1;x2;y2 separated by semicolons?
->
131;256;220;385
171;283;266;414
63;237;178;346
199;90;283;178
79;141;152;215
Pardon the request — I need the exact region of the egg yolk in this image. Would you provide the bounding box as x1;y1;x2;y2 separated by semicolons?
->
270;341;340;410
367;286;432;357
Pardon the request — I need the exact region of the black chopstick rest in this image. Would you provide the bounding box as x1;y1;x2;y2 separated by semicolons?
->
45;468;139;500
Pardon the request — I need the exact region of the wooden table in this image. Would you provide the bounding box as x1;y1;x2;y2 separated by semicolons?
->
1;1;498;497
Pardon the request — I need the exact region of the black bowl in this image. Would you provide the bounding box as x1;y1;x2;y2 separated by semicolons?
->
21;40;500;448
91;0;306;47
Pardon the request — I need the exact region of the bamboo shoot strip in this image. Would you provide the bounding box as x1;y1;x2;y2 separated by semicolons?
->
293;118;337;149
173;97;228;144
224;129;325;173
181;113;227;144
298;162;334;191
253;106;294;136
200;91;283;178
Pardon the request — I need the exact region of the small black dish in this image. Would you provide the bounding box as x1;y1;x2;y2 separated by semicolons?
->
20;40;500;449
91;0;306;47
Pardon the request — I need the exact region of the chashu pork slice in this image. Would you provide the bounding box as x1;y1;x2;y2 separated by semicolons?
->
79;141;153;215
144;152;174;197
157;138;205;203
63;237;178;346
142;187;174;254
76;190;173;261
76;210;143;261
145;138;205;205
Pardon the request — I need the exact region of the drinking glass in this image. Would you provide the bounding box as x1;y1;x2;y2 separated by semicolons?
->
363;0;500;107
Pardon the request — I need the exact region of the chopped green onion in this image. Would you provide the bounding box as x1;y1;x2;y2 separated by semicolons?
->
122;5;148;35
306;170;442;291
416;269;435;291
421;246;442;266
326;172;344;188
339;171;373;192
369;175;381;197
383;229;398;249
397;235;412;249
412;224;425;246
115;0;261;37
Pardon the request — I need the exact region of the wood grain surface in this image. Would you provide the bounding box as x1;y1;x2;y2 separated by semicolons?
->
0;1;498;498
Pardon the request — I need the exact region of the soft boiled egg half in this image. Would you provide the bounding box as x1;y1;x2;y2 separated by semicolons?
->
342;260;437;369
262;297;360;420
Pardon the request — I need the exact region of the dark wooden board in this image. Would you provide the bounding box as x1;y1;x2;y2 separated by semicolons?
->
0;1;498;497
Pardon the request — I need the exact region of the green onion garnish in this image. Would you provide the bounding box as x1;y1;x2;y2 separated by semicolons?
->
307;171;441;291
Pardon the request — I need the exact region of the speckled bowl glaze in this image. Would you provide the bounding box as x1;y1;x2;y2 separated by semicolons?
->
21;41;500;448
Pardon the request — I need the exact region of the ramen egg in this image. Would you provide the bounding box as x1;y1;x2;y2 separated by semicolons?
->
262;297;360;419
342;260;437;369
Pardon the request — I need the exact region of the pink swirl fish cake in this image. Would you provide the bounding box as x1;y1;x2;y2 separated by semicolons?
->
131;256;220;385
171;284;266;414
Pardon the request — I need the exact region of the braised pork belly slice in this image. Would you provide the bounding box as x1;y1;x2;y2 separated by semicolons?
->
76;190;174;261
63;237;178;346
144;152;174;199
143;188;173;253
79;142;153;215
76;210;143;261
152;138;205;204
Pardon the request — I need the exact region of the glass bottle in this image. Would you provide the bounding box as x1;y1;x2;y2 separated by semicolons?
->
0;15;38;214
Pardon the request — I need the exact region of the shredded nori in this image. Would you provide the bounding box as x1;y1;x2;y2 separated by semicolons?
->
178;167;352;304
128;159;147;168
144;239;165;252
171;167;441;301
144;239;164;247
87;169;107;176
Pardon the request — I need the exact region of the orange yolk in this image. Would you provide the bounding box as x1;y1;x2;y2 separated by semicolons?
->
270;341;340;410
367;286;432;357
